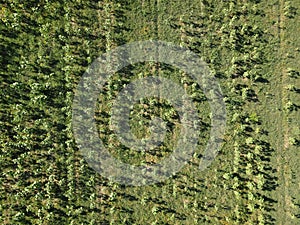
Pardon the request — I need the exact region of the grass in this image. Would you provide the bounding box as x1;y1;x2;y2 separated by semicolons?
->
2;0;300;224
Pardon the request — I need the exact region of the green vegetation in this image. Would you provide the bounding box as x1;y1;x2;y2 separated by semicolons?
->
1;0;300;224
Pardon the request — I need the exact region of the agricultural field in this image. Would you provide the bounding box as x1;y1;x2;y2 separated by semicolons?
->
1;0;300;224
